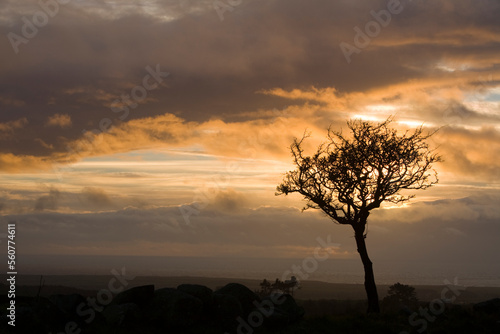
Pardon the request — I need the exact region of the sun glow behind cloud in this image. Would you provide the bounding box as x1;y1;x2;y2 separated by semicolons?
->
0;0;499;275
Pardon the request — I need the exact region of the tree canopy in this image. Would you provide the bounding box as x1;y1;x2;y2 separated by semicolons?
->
276;117;442;228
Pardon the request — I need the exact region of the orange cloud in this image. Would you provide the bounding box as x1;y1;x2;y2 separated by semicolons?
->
46;114;72;128
0;153;52;173
56;109;326;164
1;88;498;193
259;87;347;109
433;126;500;181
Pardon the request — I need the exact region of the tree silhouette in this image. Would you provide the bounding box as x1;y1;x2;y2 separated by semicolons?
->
276;117;441;313
382;282;419;312
257;277;300;297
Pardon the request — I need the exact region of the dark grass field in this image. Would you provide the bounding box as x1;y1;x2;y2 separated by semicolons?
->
3;274;499;302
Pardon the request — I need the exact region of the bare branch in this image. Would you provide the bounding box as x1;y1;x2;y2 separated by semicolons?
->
276;117;442;227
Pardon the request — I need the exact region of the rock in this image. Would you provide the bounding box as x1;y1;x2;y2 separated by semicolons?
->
261;293;304;326
213;293;244;331
112;284;155;306
148;288;203;328
49;293;86;317
216;283;261;316
276;293;304;322
177;284;213;312
259;307;290;328
34;297;71;331
15;306;36;322
102;302;140;326
473;298;500;314
5;297;68;333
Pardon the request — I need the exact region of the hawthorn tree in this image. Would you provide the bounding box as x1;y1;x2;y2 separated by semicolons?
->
276;118;441;313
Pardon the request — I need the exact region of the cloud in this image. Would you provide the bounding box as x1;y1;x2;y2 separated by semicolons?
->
3;205;343;256
34;138;55;150
46;114;72;128
0;0;498;174
0;153;52;173
0;0;499;269
34;187;61;211
55;110;315;164
444;227;467;237
0;96;25;107
207;189;248;213
1;97;498;191
80;186;114;209
0;117;28;139
432;126;500;181
3;193;499;264
358;193;500;263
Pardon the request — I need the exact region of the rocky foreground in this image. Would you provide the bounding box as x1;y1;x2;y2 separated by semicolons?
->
0;282;305;333
2;281;500;333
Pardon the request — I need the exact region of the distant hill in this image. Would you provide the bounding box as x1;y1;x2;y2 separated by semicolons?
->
1;275;500;303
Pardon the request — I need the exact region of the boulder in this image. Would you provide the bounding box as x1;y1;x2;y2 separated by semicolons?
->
49;293;86;317
260;293;304;327
5;297;68;333
216;283;261;316
258;307;290;328
177;284;214;312
148;288;203;328
213;292;244;331
112;284;155;306
34;297;71;331
102;302;140;326
275;293;305;322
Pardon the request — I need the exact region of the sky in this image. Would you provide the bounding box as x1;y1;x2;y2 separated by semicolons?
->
0;0;499;278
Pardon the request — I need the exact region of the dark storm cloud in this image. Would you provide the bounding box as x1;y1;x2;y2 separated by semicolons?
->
3;192;500;262
369;193;500;263
1;0;499;159
4;205;341;254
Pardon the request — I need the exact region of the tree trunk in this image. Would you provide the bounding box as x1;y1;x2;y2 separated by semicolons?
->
354;225;380;313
